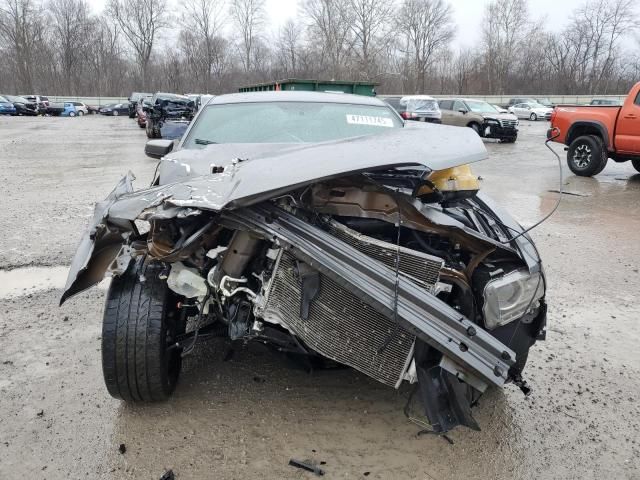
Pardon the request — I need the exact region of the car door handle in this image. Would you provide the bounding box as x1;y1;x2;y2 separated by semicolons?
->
624;114;637;119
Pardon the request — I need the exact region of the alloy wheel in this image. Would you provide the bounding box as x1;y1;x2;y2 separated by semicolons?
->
573;144;592;168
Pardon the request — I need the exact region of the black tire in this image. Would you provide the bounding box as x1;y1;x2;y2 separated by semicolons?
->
102;258;184;402
77;110;84;116
529;112;537;121
567;135;608;177
501;136;517;143
632;159;640;174
113;110;119;116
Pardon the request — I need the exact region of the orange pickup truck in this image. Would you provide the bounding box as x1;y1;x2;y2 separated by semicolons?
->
550;82;640;176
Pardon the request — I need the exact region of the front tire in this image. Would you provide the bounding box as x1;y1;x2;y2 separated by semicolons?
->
567;135;608;177
69;111;76;117
102;258;184;402
113;110;119;116
77;110;84;116
468;122;481;135
529;113;537;121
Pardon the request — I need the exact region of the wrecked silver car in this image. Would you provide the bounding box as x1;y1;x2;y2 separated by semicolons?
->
61;92;546;433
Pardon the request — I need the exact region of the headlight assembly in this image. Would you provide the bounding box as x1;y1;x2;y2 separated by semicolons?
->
482;269;544;330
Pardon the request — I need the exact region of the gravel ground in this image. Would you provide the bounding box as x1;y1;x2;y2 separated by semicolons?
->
0;115;639;479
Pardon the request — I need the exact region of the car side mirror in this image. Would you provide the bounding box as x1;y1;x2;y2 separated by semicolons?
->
458;109;467;114
145;139;174;159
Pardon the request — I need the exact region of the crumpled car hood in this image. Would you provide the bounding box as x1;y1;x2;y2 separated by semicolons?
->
158;122;486;184
61;125;487;303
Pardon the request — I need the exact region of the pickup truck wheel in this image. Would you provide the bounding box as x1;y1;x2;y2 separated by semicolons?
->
632;159;640;173
102;258;184;402
567;135;608;177
529;113;538;121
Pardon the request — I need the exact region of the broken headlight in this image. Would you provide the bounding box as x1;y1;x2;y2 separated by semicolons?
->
482;269;544;330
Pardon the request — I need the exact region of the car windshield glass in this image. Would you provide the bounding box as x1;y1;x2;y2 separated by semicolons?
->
182;101;402;147
465;100;498;113
0;96;8;102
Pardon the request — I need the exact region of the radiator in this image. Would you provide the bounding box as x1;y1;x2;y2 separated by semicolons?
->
261;221;443;388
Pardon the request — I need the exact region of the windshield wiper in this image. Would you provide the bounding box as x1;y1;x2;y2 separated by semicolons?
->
194;138;218;145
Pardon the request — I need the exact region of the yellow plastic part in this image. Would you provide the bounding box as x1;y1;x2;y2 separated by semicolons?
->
420;165;480;195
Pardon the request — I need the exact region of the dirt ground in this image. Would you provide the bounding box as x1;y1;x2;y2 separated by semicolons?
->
0;115;639;480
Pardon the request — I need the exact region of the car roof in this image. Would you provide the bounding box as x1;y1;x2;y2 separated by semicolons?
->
208;91;388;107
399;95;436;100
438;98;487;103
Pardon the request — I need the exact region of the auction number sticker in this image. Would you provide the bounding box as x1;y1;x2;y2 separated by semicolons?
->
346;114;394;127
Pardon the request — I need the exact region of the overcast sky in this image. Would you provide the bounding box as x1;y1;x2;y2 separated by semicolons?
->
85;0;619;48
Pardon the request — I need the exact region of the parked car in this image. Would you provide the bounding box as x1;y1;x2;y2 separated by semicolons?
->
60;102;78;117
550;81;640;176
99;103;129;116
534;97;555;108
2;94;38;115
507;97;537;108
589;98;623;106
71;102;89;115
128;92;153;118
0;95;17;115
87;105;100;114
22;95;49;114
61;91;546;434
438;98;519;142
144;92;196;139
398;95;442;123
508;102;553;121
136;96;152;128
45;103;66;116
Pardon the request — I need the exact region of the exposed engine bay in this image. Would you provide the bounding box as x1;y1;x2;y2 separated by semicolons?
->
61;128;546;433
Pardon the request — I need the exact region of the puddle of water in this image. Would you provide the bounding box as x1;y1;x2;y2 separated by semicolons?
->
0;266;109;299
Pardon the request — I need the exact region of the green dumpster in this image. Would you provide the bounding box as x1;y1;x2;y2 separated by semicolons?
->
238;78;379;96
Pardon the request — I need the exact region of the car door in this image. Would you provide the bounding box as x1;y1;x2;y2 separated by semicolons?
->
515;103;528;118
615;90;640;153
450;100;470;126
438;100;454;124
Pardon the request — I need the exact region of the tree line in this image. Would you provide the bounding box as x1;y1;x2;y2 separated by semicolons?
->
0;0;638;97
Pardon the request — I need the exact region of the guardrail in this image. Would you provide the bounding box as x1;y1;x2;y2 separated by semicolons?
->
46;93;627;106
383;94;626;105
48;96;128;105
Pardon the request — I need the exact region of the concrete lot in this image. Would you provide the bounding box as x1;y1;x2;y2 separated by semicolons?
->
0;116;639;479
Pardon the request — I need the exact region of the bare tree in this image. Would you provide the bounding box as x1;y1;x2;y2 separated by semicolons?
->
481;0;529;94
229;0;266;72
303;0;355;78
181;0;226;92
453;48;474;94
347;0;395;77
0;0;45;92
275;18;303;76
107;0;168;88
85;19;129;96
397;0;455;93
49;0;91;94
